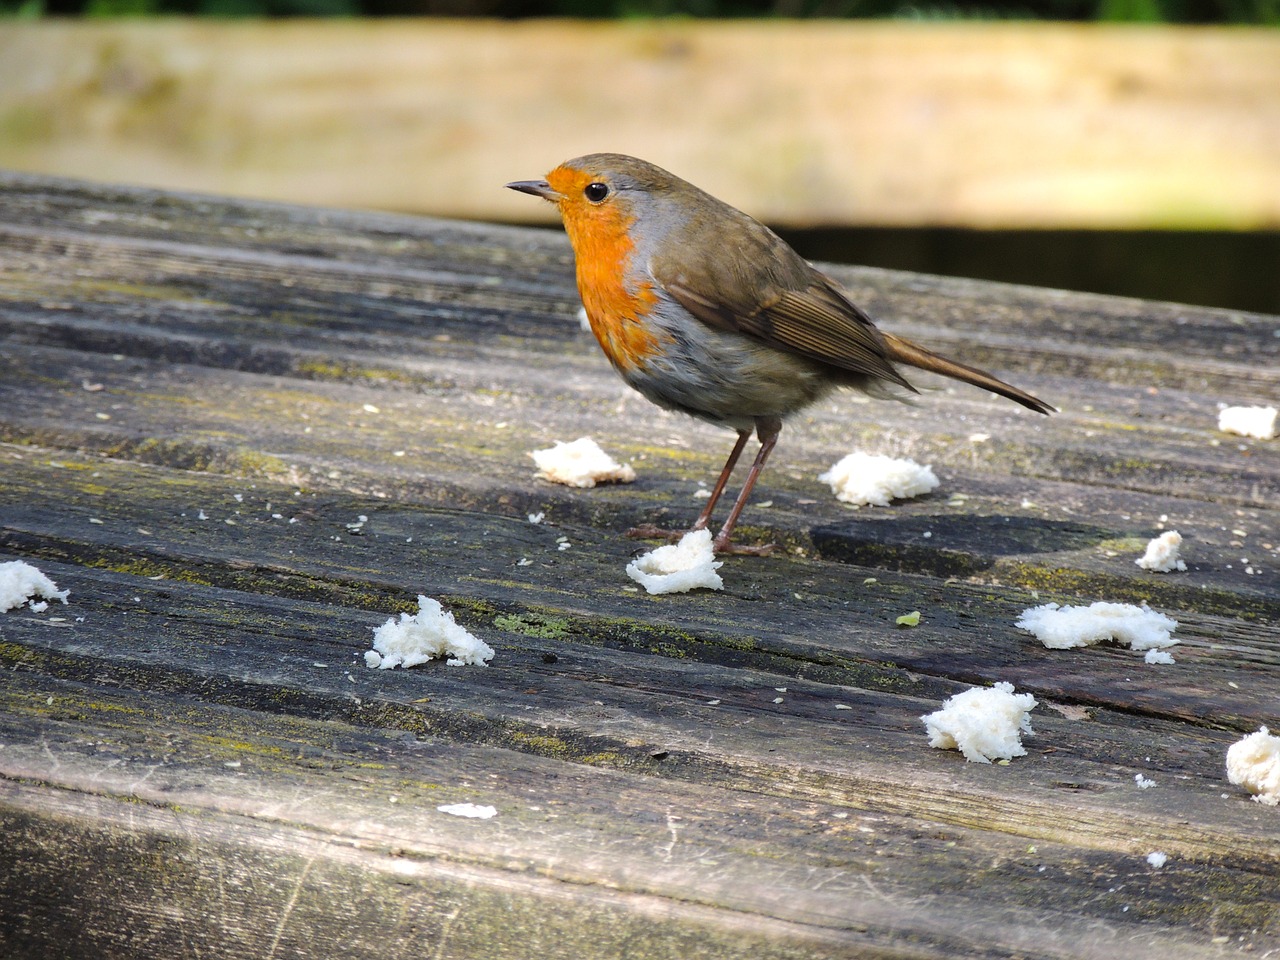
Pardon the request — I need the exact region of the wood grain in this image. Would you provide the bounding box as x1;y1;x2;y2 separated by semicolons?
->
0;172;1278;958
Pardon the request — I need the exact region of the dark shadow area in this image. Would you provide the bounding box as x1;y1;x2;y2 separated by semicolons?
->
776;227;1280;315
811;514;1123;576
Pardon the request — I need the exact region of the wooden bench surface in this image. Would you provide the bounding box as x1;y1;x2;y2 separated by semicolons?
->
1;172;1278;959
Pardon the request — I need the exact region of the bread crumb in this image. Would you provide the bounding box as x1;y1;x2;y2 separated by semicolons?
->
531;437;636;488
818;452;939;507
1226;726;1280;806
437;803;497;819
626;529;723;595
1136;530;1187;573
0;560;70;613
1147;852;1168;868
1218;405;1277;440
1016;601;1177;651
1144;648;1176;665
922;682;1037;764
1135;774;1157;789
365;595;494;669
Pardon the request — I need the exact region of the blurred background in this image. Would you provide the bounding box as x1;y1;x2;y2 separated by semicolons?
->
1;11;1277;312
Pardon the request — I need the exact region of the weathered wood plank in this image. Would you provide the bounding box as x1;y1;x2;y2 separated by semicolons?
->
1;174;1278;958
3;513;1277;833
2;549;1278;955
1;172;1275;613
0;23;1278;228
0;693;1253;960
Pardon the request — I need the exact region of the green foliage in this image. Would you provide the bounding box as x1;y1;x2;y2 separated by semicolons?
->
3;0;1277;26
1097;0;1162;18
0;0;47;14
86;0;158;14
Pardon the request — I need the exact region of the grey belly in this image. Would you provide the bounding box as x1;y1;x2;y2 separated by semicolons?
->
620;333;842;431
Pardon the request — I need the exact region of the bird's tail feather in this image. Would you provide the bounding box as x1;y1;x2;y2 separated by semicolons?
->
882;332;1055;415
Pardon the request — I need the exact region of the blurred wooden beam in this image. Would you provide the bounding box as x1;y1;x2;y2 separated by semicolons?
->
1;20;1277;228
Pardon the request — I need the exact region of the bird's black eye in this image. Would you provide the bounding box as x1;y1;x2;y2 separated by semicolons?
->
584;182;609;203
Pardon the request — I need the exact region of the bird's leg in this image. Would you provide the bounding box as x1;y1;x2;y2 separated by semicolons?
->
711;417;781;555
692;428;751;530
627;428;751;544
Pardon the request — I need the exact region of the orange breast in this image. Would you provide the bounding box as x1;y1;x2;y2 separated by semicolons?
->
551;178;664;373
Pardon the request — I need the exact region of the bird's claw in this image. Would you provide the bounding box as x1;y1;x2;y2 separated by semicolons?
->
712;538;777;557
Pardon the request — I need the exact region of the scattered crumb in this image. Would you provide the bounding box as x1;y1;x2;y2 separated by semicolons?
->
1046;703;1092;721
895;610;921;627
531;437;636;488
625;529;723;595
437;802;498;819
0;560;70;613
1218;405;1277;440
1016;602;1178;652
1147;852;1168;868
1136;530;1187;573
922;682;1037;764
817;452;939;507
527;512;545;524
1144;648;1176;665
1226;726;1280;806
1135;774;1157;789
365;595;495;669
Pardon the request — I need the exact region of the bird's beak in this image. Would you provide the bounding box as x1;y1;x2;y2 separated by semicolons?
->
505;179;560;201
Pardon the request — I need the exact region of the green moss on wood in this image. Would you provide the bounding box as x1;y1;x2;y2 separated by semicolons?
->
493;612;570;641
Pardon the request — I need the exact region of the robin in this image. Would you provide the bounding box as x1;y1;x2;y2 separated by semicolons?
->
507;153;1052;554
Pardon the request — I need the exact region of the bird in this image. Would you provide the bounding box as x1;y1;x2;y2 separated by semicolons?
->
507;153;1052;554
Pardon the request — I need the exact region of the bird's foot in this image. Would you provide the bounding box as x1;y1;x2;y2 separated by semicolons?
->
711;536;777;557
624;524;686;544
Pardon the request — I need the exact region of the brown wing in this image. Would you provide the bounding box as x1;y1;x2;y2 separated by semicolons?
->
650;197;1052;415
651;213;915;391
